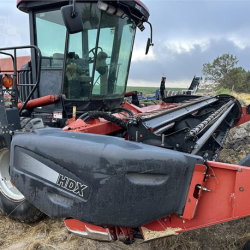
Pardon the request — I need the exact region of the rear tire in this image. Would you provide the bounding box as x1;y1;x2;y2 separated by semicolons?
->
0;148;43;222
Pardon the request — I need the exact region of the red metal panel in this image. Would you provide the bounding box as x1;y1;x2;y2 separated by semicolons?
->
64;219;135;242
232;168;250;217
63;102;178;135
63;117;122;135
64;219;108;233
235;107;250;126
123;101;177;114
182;164;207;220
140;161;250;241
64;219;113;241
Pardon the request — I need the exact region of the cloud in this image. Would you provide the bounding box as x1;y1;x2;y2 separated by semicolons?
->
128;0;250;84
128;78;191;88
163;39;210;54
227;35;249;50
132;44;156;62
129;38;250;87
1;0;249;86
0;0;29;56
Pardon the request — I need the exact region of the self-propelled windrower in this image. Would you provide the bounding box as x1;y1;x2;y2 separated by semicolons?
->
1;0;250;246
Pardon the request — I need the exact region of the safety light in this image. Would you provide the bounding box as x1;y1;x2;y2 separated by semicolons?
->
116;8;124;17
2;76;13;88
97;1;108;11
107;6;116;15
137;22;145;31
97;1;120;16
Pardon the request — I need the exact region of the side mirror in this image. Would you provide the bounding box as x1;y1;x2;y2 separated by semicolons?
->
61;5;83;34
145;38;151;55
145;22;154;55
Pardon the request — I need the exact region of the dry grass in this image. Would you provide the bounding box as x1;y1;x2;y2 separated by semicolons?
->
0;214;150;250
1;213;250;250
232;92;250;105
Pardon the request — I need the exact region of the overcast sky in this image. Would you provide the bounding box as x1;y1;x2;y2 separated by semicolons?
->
0;0;249;87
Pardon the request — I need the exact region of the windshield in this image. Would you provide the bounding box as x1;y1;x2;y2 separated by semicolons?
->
63;3;136;101
36;10;66;69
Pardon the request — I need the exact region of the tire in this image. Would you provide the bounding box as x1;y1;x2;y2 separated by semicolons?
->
244;240;250;250
0;147;44;223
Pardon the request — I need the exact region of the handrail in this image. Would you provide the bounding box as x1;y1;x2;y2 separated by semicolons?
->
0;45;42;115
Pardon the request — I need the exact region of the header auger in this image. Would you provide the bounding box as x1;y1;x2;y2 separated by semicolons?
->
1;0;250;246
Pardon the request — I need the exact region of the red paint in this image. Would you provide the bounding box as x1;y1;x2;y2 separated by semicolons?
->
182;164;207;220
141;161;250;237
16;0;22;5
125;91;136;97
0;56;30;72
235;107;250;126
116;227;134;242
64;115;124;135
63;102;178;135
18;95;59;110
63;103;139;134
123;101;176;114
64;219;134;243
64;219;108;233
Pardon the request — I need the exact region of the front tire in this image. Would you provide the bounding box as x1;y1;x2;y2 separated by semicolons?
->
0;148;43;222
244;240;250;250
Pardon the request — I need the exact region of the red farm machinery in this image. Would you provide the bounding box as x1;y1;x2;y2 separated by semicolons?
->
1;0;250;246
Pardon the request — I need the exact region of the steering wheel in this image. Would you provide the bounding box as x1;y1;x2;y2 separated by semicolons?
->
88;47;103;63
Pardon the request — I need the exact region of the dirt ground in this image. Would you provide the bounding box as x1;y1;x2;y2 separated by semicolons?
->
1;212;250;250
1;211;250;250
1;117;250;250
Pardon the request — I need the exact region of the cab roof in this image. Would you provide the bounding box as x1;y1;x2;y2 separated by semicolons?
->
17;0;150;21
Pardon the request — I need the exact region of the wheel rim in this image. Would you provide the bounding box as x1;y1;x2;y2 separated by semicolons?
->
0;148;25;202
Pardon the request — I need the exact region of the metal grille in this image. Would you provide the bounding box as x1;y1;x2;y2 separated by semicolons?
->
18;70;35;102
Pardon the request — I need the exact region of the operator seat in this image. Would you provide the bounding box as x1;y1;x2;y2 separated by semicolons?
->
65;52;92;99
95;51;108;95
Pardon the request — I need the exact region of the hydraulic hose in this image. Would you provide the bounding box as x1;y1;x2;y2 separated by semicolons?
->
111;107;134;117
83;111;127;129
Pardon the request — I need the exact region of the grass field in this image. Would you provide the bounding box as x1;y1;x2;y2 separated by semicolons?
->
126;86;187;96
126;87;250;105
233;92;250;105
